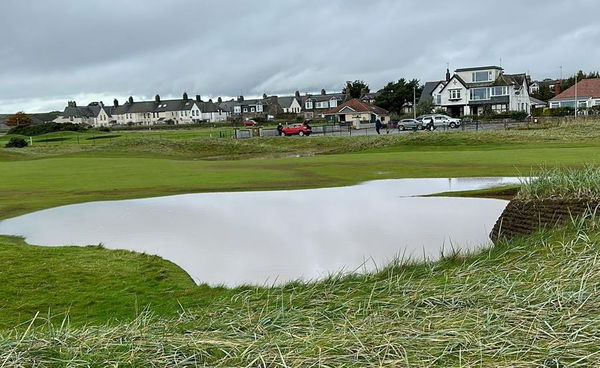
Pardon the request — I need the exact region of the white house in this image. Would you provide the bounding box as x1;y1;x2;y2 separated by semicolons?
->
56;93;229;127
423;66;531;116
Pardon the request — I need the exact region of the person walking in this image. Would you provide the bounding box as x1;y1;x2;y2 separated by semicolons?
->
375;119;382;135
277;123;284;136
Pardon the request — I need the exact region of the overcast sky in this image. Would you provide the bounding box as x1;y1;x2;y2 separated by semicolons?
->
1;0;599;113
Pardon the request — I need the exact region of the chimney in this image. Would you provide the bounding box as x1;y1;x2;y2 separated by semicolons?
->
155;94;160;103
67;100;76;107
183;92;188;100
113;99;119;107
217;97;222;103
446;68;451;82
238;95;244;102
321;89;326;95
128;96;134;104
196;95;202;102
263;93;268;99
100;101;104;107
295;90;300;98
208;98;213;103
554;82;561;96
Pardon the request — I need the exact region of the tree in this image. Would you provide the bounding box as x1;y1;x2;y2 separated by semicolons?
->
374;79;422;114
531;83;554;102
560;70;600;91
415;99;434;117
342;80;370;98
5;112;32;127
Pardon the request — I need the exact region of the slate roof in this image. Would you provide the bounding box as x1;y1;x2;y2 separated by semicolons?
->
530;96;548;106
419;81;444;104
550;78;600;101
324;98;389;115
277;96;297;109
304;93;345;102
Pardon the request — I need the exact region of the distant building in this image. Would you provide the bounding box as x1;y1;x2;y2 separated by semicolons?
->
55;93;228;127
323;98;389;128
422;66;531;116
549;78;600;110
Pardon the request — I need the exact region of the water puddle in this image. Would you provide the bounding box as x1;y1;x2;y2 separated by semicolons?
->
0;177;520;286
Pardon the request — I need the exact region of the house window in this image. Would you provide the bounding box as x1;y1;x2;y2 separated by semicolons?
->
449;89;461;100
316;101;328;109
472;71;492;82
243;108;248;112
305;101;313;109
578;100;588;108
492;104;507;113
435;95;441;105
491;86;508;96
470;88;489;100
251;107;255;112
550;102;560;108
330;99;338;108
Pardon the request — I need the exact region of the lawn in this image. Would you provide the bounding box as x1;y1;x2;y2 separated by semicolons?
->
2;121;600;365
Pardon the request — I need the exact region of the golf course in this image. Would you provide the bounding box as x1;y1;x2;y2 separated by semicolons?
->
2;120;600;366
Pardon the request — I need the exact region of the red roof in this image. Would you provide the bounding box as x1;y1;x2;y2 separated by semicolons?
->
324;98;389;115
551;78;600;100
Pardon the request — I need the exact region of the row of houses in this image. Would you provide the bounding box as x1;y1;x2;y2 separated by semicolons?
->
54;65;600;127
55;93;228;127
55;89;363;127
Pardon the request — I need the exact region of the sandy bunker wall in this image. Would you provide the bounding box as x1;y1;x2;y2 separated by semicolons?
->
490;199;600;242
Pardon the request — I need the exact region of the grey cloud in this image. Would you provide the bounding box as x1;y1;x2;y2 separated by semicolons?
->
0;0;599;113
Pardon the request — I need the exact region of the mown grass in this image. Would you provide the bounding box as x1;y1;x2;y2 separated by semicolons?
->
2;220;600;366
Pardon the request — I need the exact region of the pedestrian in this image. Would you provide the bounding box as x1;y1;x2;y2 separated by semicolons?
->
375;119;382;134
277;123;284;136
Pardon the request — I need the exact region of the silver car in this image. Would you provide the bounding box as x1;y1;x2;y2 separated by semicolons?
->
418;114;462;130
397;119;423;131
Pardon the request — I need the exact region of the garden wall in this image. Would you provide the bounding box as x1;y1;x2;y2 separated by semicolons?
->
490;199;600;242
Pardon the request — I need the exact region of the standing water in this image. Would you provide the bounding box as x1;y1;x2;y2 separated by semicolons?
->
0;177;520;286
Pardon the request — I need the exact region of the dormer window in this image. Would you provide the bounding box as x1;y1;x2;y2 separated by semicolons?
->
306;101;313;109
473;71;493;82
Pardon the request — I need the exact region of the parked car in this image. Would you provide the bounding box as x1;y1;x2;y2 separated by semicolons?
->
281;123;312;136
417;114;462;130
397;119;423;131
243;119;258;127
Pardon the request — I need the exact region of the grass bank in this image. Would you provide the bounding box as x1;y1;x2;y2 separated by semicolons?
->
2;222;600;366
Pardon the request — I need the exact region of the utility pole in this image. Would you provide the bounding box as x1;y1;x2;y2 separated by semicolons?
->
575;72;578;118
413;86;417;120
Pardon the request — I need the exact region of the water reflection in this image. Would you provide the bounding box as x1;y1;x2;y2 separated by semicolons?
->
0;177;520;286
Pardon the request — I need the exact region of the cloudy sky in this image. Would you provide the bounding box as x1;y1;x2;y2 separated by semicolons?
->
1;0;599;113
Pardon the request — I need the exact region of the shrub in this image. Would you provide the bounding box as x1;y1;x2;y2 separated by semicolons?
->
97;126;111;132
8;122;87;136
5;137;28;148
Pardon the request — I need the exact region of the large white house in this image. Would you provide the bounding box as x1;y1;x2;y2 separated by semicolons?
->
422;66;531;116
55;93;228;127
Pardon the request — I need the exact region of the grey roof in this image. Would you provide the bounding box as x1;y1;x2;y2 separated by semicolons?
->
61;105;100;118
218;100;237;112
277;96;297;108
530;96;548;106
419;81;444;104
304;93;345;102
455;66;503;72
194;100;222;113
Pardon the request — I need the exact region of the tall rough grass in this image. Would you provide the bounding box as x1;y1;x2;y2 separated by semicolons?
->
3;221;600;366
518;166;600;200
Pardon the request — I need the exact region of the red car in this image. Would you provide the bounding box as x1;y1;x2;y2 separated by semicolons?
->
281;123;312;136
243;119;257;127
